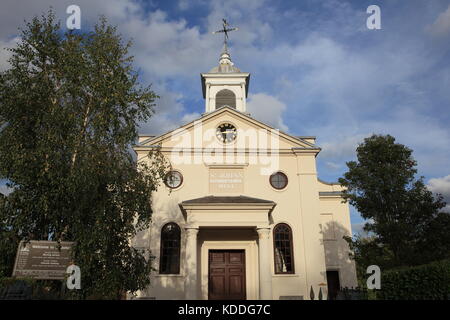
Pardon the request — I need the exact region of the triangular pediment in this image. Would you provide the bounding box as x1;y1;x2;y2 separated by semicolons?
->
134;107;320;152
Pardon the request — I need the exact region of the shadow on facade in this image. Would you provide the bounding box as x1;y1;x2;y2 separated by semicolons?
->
319;220;358;295
131;195;188;300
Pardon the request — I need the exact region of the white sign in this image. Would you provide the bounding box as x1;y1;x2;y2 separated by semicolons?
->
209;169;244;193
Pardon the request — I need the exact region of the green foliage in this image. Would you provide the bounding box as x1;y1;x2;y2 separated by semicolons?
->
0;227;18;280
378;259;450;300
343;235;396;285
340;134;449;271
0;11;169;298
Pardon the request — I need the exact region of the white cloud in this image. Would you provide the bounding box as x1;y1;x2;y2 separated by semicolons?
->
0;0;141;38
428;175;450;196
0;37;19;71
427;174;450;212
262;31;448;179
351;222;366;236
138;83;188;135
365;109;450;177
427;4;450;37
319;134;366;161
124;10;217;78
0;1;215;79
325;161;342;171
247;93;288;132
205;0;274;47
316;108;450;179
181;112;201;123
178;0;190;11
136;81;201;136
0;184;12;196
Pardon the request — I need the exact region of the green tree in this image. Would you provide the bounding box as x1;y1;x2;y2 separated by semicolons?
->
0;11;169;298
0;192;18;280
339;134;449;272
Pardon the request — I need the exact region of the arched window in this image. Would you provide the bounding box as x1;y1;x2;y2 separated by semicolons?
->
159;223;181;274
215;89;236;109
273;223;295;274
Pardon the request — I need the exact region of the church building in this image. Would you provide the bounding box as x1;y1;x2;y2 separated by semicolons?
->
132;38;357;300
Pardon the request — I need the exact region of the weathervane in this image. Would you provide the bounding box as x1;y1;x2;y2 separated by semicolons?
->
212;19;238;49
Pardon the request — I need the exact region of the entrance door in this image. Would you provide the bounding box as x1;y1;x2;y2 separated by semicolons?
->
208;250;246;300
326;270;340;300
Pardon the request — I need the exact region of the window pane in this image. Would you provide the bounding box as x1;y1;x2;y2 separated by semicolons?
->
160;223;181;274
270;172;288;189
273;223;294;274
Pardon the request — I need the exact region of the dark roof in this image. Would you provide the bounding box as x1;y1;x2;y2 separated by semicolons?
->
181;195;275;205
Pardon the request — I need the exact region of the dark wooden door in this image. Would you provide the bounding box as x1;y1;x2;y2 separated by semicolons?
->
326;270;340;300
208;250;246;300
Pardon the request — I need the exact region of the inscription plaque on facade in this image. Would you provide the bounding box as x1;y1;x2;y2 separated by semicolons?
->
209;168;244;193
12;240;74;280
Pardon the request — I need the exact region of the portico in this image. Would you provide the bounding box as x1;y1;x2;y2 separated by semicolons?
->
179;196;276;300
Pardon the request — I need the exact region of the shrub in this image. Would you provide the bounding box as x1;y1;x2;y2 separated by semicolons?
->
378;259;450;300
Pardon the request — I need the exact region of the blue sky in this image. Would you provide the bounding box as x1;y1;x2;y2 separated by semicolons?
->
1;0;450;233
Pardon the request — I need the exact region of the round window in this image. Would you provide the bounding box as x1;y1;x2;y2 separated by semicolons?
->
164;171;183;189
270;172;288;190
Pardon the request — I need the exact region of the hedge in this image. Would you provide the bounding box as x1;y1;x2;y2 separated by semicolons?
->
378;259;450;300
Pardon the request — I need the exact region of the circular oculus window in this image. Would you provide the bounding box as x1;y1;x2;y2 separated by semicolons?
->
270;172;288;190
216;123;237;143
164;170;183;189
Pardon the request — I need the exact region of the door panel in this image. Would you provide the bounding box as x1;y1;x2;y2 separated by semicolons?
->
229;275;243;294
210;276;225;295
208;250;246;300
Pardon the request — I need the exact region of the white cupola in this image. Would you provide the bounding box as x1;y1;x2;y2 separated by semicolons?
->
201;44;250;113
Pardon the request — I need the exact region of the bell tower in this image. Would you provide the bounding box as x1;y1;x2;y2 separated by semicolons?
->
201;20;250;114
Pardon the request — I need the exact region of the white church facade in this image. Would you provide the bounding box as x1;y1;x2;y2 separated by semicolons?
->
132;45;357;300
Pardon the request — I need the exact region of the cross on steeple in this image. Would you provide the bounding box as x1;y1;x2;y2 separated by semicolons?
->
212;19;238;50
202;18;249;114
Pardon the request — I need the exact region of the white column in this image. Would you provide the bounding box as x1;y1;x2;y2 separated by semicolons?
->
257;227;273;299
184;227;199;300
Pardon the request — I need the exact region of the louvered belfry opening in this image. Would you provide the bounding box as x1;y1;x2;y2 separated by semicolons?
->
215;89;236;109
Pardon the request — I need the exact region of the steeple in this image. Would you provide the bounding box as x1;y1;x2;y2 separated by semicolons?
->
219;44;232;66
201;19;250;114
211;43;241;74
